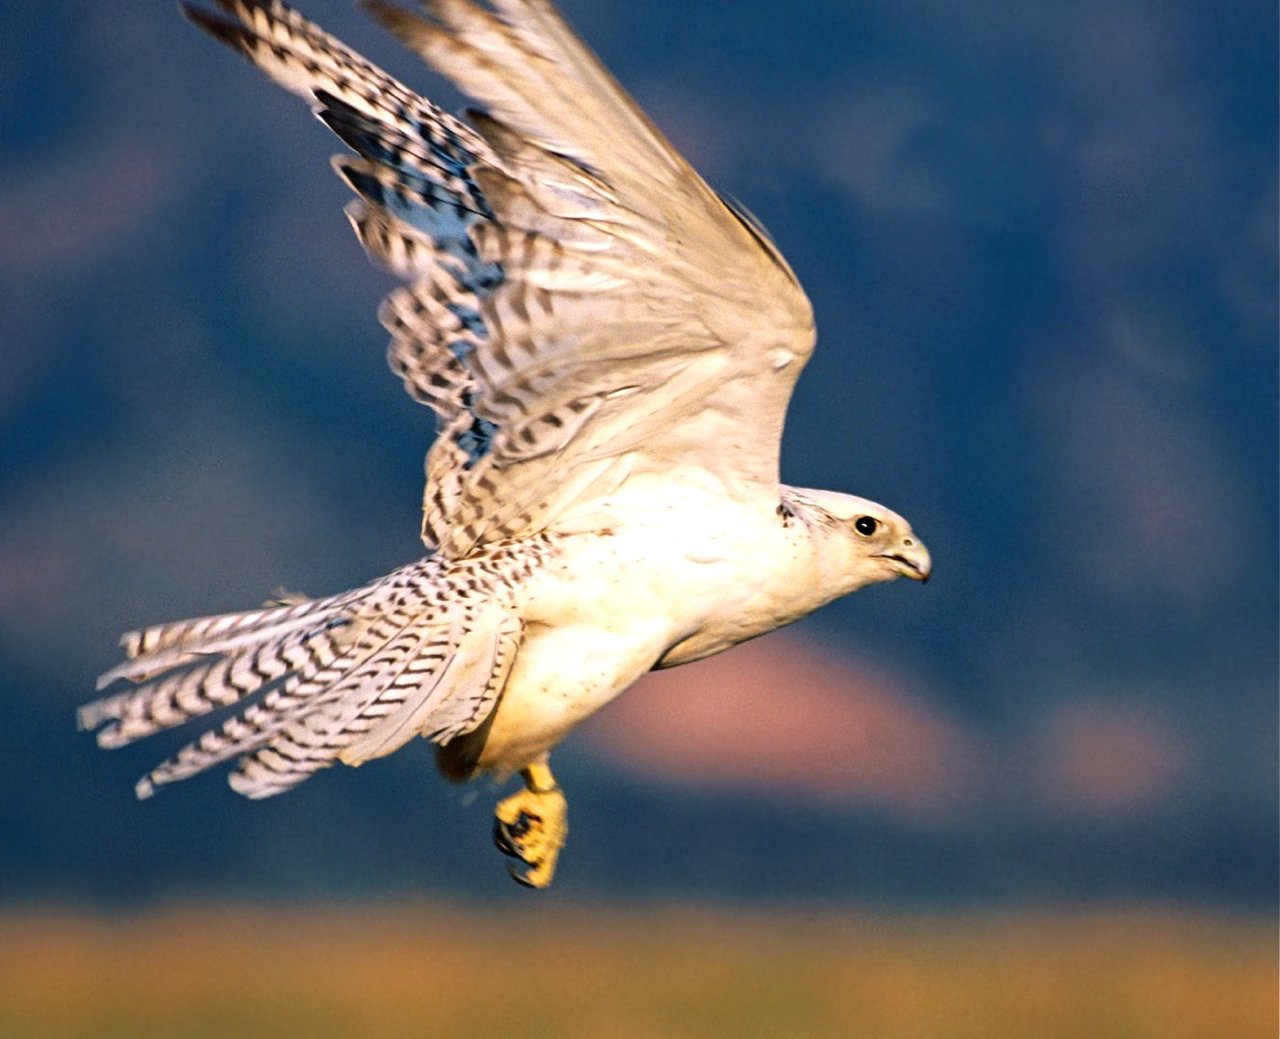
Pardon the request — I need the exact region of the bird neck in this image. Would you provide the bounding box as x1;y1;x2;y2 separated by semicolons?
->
778;486;888;607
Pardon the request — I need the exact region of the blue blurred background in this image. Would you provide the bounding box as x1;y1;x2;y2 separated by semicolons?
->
1;0;1275;912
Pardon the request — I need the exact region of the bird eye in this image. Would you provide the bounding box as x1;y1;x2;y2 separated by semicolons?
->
854;516;878;536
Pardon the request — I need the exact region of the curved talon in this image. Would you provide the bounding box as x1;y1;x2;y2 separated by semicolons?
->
506;811;535;839
493;810;541;859
492;817;518;857
508;863;540;888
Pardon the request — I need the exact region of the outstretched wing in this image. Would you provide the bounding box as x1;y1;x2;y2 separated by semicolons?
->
188;0;816;557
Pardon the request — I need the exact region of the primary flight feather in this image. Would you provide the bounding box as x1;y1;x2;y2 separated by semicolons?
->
79;0;931;887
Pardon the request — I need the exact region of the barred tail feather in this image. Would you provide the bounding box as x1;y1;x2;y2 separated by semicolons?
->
132;611;408;799
81;587;368;741
228;617;468;797
80;556;525;800
103;586;364;683
337;613;521;766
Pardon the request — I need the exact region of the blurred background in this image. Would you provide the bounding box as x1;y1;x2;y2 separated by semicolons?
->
1;0;1275;1035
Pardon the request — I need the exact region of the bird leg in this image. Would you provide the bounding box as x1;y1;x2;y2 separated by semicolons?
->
493;759;568;888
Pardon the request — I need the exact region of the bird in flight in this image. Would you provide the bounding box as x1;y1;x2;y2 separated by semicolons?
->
79;0;931;887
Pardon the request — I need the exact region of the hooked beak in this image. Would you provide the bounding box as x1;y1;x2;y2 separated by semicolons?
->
879;539;932;583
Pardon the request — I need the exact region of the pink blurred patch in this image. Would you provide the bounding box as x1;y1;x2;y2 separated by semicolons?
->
581;633;979;821
1034;700;1190;817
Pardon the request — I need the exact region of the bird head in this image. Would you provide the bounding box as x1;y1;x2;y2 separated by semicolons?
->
784;488;932;587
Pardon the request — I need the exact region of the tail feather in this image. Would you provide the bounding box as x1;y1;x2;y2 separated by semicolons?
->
87;656;265;750
81;554;531;800
109;589;361;679
336;613;519;766
133;611;407;798
230;611;518;799
82;596;361;743
228;622;445;798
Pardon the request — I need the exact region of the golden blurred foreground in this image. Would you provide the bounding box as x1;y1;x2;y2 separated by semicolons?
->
0;904;1272;1038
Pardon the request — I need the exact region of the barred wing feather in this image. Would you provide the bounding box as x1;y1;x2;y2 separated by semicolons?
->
188;0;815;557
370;0;817;554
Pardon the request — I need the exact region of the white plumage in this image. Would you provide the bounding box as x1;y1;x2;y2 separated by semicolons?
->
79;0;931;887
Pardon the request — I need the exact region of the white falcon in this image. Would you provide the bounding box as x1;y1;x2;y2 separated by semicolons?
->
79;0;931;887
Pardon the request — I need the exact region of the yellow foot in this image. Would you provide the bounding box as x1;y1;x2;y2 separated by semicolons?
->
493;762;568;889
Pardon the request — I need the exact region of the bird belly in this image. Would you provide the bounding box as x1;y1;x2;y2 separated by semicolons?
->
453;511;802;775
474;616;672;774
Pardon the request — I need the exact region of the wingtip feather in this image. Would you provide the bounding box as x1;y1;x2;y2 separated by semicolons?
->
180;2;255;52
357;0;404;31
360;0;438;50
